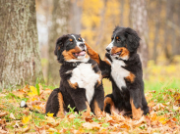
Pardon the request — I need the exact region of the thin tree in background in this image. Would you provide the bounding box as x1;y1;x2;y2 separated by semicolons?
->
164;0;172;61
95;0;107;46
69;0;82;33
177;0;180;55
130;0;148;68
48;0;70;85
164;0;180;62
120;0;124;26
0;0;43;89
153;0;162;63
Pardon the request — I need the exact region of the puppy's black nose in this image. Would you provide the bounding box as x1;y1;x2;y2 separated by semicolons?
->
79;43;85;49
106;47;111;53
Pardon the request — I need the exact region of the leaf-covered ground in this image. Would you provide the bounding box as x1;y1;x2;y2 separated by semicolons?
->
0;82;180;134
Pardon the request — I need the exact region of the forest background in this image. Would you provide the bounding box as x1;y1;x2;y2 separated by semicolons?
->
0;0;179;94
36;0;180;90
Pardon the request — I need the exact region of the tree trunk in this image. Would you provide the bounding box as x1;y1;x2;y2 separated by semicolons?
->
177;0;180;55
164;0;171;60
47;0;70;86
95;0;107;46
130;0;148;68
120;0;124;26
153;0;162;64
69;0;82;33
0;0;43;90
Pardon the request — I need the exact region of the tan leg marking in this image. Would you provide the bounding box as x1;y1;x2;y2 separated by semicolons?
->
85;43;100;64
57;92;64;118
82;101;91;118
125;73;135;83
68;80;78;89
130;98;143;119
96;71;102;87
94;100;102;117
104;97;116;114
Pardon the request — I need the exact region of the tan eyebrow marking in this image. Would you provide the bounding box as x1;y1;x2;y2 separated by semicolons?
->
78;38;81;41
69;39;73;42
116;36;119;39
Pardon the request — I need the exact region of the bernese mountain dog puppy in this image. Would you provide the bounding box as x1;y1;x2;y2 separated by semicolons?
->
45;34;104;117
86;26;149;119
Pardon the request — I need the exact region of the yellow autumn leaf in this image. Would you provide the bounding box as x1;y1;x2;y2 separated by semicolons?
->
28;86;38;96
158;116;167;124
22;115;31;124
29;96;38;101
47;112;54;117
32;105;41;110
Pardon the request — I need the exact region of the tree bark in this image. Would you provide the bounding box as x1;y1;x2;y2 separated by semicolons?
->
120;0;124;26
164;0;171;60
47;0;70;86
0;0;43;90
69;0;82;33
130;0;148;68
153;0;162;64
95;0;107;46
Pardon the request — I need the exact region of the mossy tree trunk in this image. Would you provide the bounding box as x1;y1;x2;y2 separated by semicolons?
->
0;0;43;89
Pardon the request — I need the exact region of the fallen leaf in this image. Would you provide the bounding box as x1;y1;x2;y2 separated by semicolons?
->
22;116;31;124
85;117;93;122
28;86;38;96
82;122;100;129
10;113;15;119
0;112;7;118
158;116;167;124
47;112;54;117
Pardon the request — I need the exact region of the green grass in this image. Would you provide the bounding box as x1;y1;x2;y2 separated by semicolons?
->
145;78;180;92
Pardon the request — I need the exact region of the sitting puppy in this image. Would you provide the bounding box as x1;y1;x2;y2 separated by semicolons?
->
86;26;149;119
45;34;104;117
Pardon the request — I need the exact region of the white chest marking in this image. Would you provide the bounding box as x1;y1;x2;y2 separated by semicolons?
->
111;59;130;91
70;63;100;104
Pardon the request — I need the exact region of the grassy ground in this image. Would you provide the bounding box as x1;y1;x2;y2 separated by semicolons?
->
0;62;180;133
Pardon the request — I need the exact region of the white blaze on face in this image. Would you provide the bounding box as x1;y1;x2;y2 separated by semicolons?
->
71;35;87;51
106;34;116;52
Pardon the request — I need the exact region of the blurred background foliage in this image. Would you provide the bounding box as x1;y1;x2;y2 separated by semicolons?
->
35;0;180;90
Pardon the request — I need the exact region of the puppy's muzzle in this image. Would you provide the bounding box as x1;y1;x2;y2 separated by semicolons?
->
106;47;111;53
79;43;85;50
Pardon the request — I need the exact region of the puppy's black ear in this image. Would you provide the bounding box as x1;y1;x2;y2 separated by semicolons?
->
54;35;68;63
125;28;140;52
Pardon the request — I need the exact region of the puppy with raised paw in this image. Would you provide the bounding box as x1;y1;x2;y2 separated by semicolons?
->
86;26;149;119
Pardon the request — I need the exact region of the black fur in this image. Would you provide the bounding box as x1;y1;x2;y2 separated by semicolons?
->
46;34;104;116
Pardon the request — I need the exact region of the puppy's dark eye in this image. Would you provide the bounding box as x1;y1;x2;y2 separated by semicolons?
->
117;38;121;42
